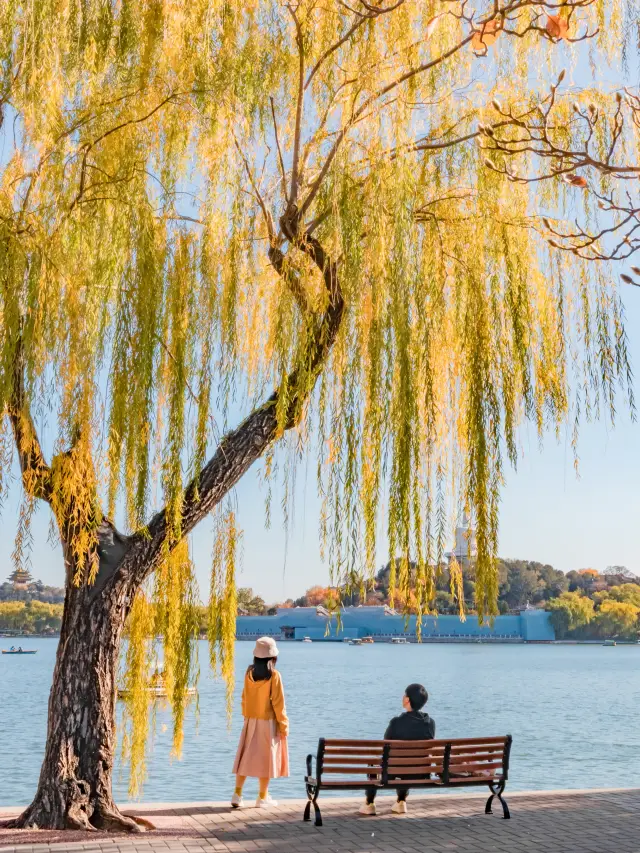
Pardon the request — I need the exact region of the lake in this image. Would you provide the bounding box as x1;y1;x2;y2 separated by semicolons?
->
1;639;639;807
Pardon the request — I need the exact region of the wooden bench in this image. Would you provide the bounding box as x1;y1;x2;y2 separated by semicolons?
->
304;735;512;826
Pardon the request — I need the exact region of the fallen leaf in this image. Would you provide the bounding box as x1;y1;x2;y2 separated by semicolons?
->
425;14;443;38
471;18;502;55
562;174;588;188
546;14;569;39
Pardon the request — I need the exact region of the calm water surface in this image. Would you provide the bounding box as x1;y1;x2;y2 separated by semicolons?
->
1;639;639;806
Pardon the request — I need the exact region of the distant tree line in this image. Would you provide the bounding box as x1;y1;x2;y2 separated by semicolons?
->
548;584;640;641
0;582;65;604
0;601;63;634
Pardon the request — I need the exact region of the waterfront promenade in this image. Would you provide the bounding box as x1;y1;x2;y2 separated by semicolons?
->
1;788;639;852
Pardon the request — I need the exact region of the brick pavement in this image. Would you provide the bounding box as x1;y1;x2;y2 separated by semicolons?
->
1;788;639;853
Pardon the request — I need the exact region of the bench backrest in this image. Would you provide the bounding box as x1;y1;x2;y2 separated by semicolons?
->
316;736;511;786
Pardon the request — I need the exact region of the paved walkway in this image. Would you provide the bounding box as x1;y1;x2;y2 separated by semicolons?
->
2;788;639;853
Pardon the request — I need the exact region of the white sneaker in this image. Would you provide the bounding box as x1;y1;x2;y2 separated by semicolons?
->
231;793;244;809
255;795;278;808
359;802;377;816
392;800;408;814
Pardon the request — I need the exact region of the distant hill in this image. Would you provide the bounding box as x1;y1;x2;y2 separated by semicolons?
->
0;582;65;604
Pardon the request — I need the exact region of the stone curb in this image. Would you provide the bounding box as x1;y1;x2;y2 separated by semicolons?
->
2;785;638;817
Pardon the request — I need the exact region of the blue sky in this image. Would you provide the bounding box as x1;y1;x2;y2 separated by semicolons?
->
1;281;639;601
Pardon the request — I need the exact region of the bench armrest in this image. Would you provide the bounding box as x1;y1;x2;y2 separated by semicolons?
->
306;753;318;784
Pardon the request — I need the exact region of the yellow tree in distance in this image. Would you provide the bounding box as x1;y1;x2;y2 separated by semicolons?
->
0;0;636;832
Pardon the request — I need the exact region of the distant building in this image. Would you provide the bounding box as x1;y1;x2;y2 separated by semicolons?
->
445;512;477;567
235;604;555;643
7;568;34;590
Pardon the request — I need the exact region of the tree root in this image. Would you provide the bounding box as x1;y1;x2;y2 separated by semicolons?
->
92;806;151;833
2;782;153;833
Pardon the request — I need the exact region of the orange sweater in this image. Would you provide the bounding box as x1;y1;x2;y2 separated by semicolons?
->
241;669;289;736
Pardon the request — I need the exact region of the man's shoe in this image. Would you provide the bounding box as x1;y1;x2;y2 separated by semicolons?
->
358;802;377;816
231;793;244;809
392;800;408;814
255;795;278;808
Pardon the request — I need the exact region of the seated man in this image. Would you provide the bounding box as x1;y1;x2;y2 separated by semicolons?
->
359;682;435;816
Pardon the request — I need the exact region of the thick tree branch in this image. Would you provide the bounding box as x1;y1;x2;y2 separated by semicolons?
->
119;211;344;588
6;335;52;502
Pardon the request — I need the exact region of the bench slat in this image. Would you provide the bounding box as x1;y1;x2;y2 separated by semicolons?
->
450;753;505;764
448;775;503;783
323;737;508;748
324;747;385;752
323;756;385;766
449;745;505;756
387;764;442;775
449;761;504;773
321;766;383;774
422;736;508;747
387;754;445;764
324;748;385;755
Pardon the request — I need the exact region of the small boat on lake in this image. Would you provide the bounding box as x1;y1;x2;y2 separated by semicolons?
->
391;637;409;644
2;647;37;655
603;639;617;647
302;637;313;643
117;670;196;700
117;685;197;699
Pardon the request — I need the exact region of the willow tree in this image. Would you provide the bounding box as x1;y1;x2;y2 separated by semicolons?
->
0;0;635;833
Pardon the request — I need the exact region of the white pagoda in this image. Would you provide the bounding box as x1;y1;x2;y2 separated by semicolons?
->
446;512;477;566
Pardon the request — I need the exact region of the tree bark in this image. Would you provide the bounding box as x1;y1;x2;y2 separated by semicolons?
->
4;216;344;832
5;523;143;832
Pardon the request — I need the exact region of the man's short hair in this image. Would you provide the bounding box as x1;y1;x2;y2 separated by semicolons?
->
405;683;428;711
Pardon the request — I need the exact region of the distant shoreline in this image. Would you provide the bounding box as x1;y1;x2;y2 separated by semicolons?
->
2;634;638;646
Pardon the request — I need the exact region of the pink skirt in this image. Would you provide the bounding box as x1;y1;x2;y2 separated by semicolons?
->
232;718;289;779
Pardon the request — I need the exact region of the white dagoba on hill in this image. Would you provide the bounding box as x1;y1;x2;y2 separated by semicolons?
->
446;512;477;566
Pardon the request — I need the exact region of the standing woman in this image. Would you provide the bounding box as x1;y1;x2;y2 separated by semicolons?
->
231;637;289;808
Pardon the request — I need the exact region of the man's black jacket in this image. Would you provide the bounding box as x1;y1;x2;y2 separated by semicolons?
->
384;710;436;740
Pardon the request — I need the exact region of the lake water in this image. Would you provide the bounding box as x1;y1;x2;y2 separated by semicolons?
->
1;639;639;807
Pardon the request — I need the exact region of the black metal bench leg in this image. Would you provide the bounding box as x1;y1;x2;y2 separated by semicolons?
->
498;789;510;820
304;779;317;823
486;782;510;819
485;789;495;815
313;797;322;827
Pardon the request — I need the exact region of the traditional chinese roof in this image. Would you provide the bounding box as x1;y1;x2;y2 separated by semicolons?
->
7;567;34;586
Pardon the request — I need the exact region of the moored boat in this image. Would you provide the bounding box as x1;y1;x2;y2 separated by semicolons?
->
391;637;409;644
117;669;196;700
361;636;374;644
349;638;363;646
302;636;313;643
117;685;197;699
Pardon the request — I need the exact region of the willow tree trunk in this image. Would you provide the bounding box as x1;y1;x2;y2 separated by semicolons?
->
8;534;142;832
